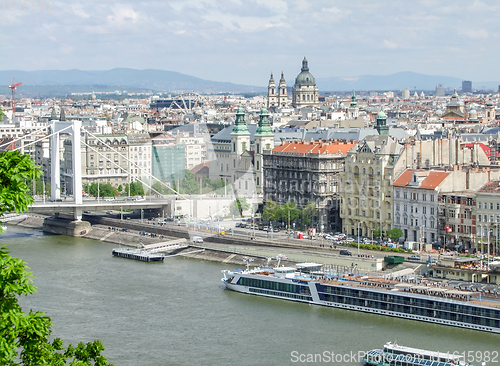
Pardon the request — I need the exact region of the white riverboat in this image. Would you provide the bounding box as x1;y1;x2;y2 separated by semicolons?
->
221;263;500;334
363;342;478;366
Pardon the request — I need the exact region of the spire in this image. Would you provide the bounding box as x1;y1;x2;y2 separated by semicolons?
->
269;72;275;83
50;107;57;121
350;89;357;107
231;105;249;135
375;110;389;136
60;108;66;121
279;71;286;84
301;56;309;72
255;106;273;136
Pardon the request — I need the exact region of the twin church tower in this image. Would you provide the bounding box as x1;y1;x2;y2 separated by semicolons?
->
267;56;319;109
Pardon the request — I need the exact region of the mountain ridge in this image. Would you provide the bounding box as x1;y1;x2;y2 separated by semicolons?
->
1;69;498;95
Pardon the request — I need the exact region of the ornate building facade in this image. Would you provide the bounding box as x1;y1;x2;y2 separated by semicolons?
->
292;57;319;109
263;140;356;231
339;136;403;238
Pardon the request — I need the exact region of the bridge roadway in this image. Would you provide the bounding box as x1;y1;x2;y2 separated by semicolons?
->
29;194;260;221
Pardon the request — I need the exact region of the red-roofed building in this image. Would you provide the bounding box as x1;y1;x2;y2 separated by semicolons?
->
392;169;451;244
263;139;357;231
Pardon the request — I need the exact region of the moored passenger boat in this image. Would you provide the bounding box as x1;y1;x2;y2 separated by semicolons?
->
221;263;500;334
363;342;477;366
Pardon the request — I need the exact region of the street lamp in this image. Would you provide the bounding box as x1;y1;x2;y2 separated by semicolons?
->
357;221;361;255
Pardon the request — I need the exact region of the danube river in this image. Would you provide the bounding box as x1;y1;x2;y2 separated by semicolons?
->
2;225;499;366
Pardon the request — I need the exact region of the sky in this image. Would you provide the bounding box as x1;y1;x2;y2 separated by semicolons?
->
2;0;500;86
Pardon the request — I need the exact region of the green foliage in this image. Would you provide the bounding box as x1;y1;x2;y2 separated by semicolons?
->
83;183;118;198
0;247;113;365
0;151;112;365
388;228;403;241
151;181;170;195
229;198;250;217
117;185;123;193
262;199;279;221
282;202;300;222
344;242;406;252
179;171;198;195
0;152;41;224
121;182;144;197
302;201;318;226
373;227;382;239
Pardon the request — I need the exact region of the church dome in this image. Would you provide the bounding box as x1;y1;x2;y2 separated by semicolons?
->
294;57;316;86
377;110;387;120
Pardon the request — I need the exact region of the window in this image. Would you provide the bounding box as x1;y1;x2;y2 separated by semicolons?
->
410;206;414;213
396;191;400;198
424;220;427;227
422;194;426;201
479;202;482;209
430;207;435;215
404;217;408;225
404;192;407;199
423;207;427;214
430;195;434;202
415;219;418;226
404;205;407;212
430;221;435;228
478;215;482;222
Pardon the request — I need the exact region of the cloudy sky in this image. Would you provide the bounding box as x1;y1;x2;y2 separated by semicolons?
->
2;0;499;86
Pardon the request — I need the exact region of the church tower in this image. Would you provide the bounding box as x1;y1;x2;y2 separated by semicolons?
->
230;106;250;185
267;73;277;109
292;56;319;108
348;89;359;119
254;106;274;195
375;110;389;136
278;71;288;108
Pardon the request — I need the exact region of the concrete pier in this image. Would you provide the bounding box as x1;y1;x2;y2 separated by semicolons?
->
42;217;91;237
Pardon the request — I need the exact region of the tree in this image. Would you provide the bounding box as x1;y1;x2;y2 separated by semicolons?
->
0;152;41;226
229;198;250;217
388;228;404;242
262;199;279;222
373;227;382;239
281;202;301;227
180;171;198;195
0;151;112;365
302;201;318;227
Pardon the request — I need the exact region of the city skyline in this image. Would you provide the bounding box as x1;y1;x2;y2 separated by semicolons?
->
2;1;500;86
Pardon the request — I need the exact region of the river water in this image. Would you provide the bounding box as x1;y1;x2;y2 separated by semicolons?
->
2;225;499;366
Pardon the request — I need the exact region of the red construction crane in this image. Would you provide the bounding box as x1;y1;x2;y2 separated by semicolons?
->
9;79;22;118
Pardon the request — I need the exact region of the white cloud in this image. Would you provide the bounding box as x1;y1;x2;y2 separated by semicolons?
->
382;40;398;49
458;29;489;40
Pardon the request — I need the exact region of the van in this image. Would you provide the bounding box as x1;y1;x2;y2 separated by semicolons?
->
340;249;352;256
192;236;203;243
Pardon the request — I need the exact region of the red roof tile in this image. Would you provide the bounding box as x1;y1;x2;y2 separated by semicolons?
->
272;141;356;155
392;169;450;189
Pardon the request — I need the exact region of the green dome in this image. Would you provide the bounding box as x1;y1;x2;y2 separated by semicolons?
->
294;56;315;86
377;110;387;119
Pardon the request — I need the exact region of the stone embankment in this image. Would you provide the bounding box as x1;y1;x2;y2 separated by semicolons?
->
4;214;296;267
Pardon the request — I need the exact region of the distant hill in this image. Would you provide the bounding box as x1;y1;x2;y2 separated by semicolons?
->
0;68;266;96
1;69;498;97
316;71;499;92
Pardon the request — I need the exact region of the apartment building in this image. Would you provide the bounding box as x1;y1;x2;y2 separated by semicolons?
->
340;136;403;238
263;139;356;231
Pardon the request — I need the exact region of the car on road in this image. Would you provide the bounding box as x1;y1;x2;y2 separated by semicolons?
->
191;236;203;243
104;197;114;201
340;249;352;256
106;210;113;214
83;211;91;214
124;197;136;201
122;228;130;232
407;255;421;261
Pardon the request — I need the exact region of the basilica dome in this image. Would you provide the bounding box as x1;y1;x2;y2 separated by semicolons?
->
294;56;316;86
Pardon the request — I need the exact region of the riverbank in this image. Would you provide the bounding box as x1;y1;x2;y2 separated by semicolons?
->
3;214;295;267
